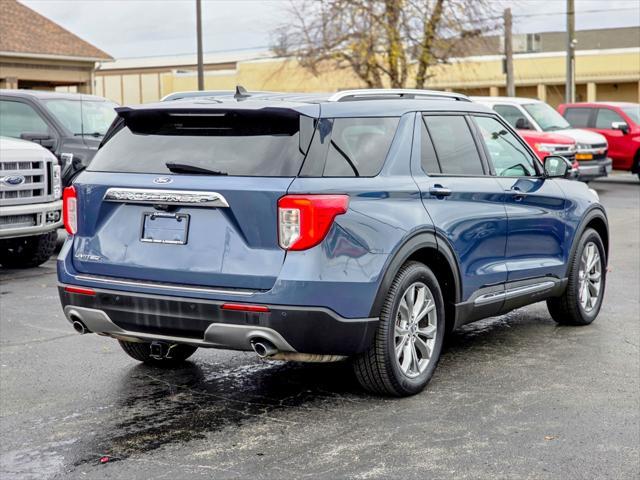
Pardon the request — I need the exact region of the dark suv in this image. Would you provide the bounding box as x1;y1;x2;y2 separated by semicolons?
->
57;89;609;396
0;90;118;186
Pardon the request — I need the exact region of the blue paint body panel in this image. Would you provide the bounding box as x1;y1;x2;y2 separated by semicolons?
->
58;96;607;333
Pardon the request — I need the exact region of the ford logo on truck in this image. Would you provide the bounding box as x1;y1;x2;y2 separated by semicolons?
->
1;175;26;186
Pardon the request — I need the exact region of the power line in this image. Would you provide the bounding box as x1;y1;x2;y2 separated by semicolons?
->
472;6;639;23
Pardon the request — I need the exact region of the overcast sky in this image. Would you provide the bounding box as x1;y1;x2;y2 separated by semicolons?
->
21;0;640;59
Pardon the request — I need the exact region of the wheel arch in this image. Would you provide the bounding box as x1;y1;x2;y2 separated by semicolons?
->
369;231;462;333
569;206;609;270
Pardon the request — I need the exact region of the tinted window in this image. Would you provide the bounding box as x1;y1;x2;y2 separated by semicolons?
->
493;105;527;129
423;115;483;175
563;107;592;128
420;118;440;174
323;117;399;177
0;100;50;138
474;116;537;177
89;111;311;176
595;108;625;129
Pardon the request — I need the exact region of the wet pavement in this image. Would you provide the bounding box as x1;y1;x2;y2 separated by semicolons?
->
1;182;638;479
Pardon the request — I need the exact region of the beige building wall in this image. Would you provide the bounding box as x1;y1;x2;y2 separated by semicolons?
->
95;48;640;107
1;55;95;91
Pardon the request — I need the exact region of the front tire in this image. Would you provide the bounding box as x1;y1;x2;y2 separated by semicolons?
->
118;340;198;366
0;231;57;268
547;228;606;325
353;261;445;396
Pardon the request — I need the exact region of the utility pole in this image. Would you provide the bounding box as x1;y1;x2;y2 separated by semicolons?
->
504;8;515;97
565;0;576;103
196;0;204;91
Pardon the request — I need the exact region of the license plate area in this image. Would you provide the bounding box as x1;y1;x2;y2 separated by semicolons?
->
141;212;189;245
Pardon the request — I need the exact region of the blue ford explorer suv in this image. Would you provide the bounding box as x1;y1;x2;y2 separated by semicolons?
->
57;88;608;396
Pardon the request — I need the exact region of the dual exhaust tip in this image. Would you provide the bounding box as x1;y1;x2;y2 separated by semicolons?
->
71;316;89;335
250;339;278;358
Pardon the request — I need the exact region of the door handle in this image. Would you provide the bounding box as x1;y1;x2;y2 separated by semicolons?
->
429;185;452;197
505;186;526;200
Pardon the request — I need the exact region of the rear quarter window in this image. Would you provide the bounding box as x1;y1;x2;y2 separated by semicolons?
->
301;117;400;177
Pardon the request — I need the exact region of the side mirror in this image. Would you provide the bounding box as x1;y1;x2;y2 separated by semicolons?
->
611;121;629;134
544;155;573;179
515;118;532;130
20;132;55;150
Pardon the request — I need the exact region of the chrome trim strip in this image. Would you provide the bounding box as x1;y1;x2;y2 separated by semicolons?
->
474;291;505;305
474;281;556;305
74;274;256;296
103;188;229;207
504;281;555;300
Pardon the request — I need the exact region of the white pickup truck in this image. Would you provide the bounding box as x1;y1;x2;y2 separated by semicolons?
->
0;137;62;268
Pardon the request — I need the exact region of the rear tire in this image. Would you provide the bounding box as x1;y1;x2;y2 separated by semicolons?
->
118;340;198;366
353;261;445;396
547;228;606;325
0;231;57;268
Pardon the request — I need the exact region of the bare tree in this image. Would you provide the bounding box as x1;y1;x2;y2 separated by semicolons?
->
273;0;498;89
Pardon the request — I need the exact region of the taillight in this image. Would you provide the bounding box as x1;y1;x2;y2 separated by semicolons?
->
278;194;349;251
63;186;77;234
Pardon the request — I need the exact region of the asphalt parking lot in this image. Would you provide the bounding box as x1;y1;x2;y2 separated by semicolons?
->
1;180;638;480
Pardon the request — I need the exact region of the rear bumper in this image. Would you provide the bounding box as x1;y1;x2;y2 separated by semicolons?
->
577;157;612;181
58;285;378;356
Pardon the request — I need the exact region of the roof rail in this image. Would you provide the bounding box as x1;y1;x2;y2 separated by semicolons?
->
328;89;470;102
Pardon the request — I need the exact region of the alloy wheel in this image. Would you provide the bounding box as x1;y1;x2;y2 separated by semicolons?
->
578;241;602;313
394;282;438;378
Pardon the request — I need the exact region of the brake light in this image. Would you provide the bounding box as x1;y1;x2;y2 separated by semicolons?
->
278;194;349;251
63;186;77;234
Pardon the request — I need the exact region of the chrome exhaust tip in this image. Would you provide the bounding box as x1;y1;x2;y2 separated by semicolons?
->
72;319;88;334
251;339;278;358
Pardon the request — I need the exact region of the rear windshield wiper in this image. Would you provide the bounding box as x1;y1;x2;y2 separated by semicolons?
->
165;162;228;175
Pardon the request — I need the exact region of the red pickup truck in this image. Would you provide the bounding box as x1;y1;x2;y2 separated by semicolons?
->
558;102;640;179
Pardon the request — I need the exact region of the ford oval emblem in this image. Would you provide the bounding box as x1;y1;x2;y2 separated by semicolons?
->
1;175;26;186
153;176;172;185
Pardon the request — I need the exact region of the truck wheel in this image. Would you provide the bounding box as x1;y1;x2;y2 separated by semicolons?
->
0;231;57;269
353;261;445;396
547;228;606;325
118;340;198;366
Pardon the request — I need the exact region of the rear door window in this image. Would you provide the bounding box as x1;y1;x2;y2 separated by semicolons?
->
89;110;313;177
563;107;592;128
422;115;484;175
0;100;50;138
493;104;528;129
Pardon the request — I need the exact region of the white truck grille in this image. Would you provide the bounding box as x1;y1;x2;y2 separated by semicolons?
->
0;158;54;207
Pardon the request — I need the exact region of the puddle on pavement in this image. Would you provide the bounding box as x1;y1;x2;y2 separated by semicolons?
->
65;356;362;471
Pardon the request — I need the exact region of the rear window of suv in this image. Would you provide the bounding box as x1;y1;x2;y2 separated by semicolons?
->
89;109;314;177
